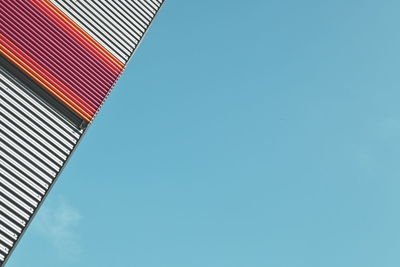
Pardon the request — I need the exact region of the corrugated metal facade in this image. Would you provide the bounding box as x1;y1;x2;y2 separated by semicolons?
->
51;0;163;63
0;1;164;265
0;66;83;262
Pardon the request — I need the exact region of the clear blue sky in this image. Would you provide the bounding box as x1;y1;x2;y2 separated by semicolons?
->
7;1;400;266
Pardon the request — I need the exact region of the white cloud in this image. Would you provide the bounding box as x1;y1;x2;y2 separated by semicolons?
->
34;197;82;260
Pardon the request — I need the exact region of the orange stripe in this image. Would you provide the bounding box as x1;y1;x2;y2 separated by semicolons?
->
0;19;97;115
42;0;124;72
0;33;96;114
0;40;92;122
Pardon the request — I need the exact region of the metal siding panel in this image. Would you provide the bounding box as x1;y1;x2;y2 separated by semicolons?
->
0;0;164;123
0;1;164;264
0;68;83;265
51;0;164;64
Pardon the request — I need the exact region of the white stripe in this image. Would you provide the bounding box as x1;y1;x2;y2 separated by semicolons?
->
1;107;68;160
0;214;22;234
51;0;163;63
1;125;61;170
51;0;128;62
0;98;73;152
0;233;13;247
0;90;76;148
0;186;34;214
1;133;58;177
1;168;42;201
0;74;80;139
2;140;54;183
0;177;38;208
0;196;29;221
73;1;134;52
0;205;26;227
0;84;78;144
0;243;9;255
0;225;17;241
1;153;50;190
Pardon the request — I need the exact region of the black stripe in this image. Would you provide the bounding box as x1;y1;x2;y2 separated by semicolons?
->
0;55;87;129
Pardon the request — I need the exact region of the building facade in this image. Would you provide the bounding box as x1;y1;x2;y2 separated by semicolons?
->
0;1;164;265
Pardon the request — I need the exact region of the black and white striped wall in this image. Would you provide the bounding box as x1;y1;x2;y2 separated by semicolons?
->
51;0;164;63
0;1;164;265
0;66;84;263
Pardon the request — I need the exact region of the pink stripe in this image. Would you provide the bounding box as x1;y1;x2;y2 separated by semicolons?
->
0;0;121;112
19;1;116;93
0;12;101;108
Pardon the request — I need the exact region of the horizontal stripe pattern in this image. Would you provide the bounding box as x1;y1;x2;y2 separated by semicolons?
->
0;0;164;123
51;0;164;63
0;0;123;122
0;1;164;265
0;67;83;265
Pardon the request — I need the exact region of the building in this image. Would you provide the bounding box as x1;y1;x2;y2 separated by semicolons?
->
0;1;164;265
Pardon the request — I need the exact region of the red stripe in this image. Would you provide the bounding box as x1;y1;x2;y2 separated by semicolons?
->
16;0;114;97
27;1;119;87
0;8;102;109
0;0;128;121
18;1;116;95
0;32;96;116
33;1;123;75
